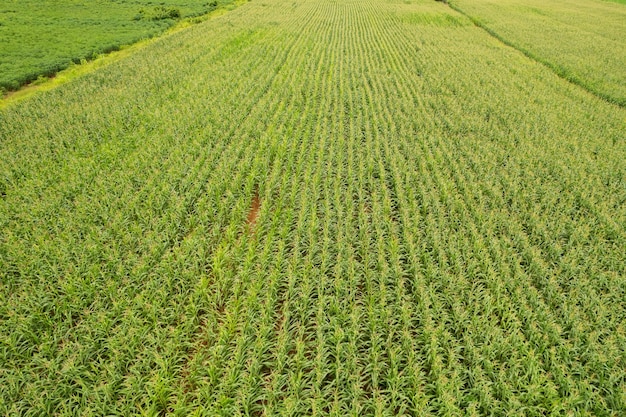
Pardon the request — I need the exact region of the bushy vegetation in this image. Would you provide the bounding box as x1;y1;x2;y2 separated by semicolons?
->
134;6;182;21
449;0;626;107
0;0;229;92
1;0;625;415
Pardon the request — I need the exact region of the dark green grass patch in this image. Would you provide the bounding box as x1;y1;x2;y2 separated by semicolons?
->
0;0;227;91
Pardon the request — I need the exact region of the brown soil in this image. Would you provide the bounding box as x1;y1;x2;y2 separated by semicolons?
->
246;190;261;232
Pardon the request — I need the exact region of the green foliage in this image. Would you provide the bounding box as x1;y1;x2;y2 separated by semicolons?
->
0;0;228;92
403;12;466;26
1;0;625;415
450;0;626;107
135;6;183;21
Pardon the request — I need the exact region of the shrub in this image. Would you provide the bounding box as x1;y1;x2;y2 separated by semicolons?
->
133;6;181;21
151;6;181;20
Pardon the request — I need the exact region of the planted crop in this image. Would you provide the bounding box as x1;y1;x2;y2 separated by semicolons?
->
1;0;625;415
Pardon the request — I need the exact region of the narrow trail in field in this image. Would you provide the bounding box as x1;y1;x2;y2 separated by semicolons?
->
246;189;261;232
447;1;626;109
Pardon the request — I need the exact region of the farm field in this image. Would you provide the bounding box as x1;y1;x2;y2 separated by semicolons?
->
450;0;626;107
0;0;233;92
1;0;626;415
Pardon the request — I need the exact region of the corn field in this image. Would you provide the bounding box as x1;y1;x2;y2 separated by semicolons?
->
449;0;626;107
1;0;625;415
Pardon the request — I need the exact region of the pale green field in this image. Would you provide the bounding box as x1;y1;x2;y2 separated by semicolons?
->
1;0;625;415
450;0;626;106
